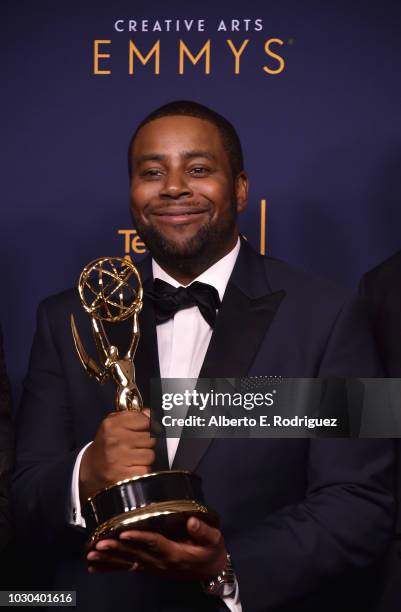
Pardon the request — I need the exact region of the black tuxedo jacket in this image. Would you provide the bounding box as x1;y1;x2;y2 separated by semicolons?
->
359;251;401;612
0;325;13;554
359;250;401;377
13;241;395;612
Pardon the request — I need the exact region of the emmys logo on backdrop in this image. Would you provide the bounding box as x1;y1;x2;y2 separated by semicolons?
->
92;18;293;76
118;198;268;260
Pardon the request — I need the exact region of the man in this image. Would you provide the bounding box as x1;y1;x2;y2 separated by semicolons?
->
0;325;13;554
360;250;401;377
360;251;401;612
13;101;395;612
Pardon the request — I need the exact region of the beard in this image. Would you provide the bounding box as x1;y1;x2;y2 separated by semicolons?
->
131;201;238;278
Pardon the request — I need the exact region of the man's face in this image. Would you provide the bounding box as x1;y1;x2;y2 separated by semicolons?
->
129;115;247;273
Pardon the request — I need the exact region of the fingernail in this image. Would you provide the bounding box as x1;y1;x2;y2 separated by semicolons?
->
188;517;200;531
119;533;133;540
87;552;99;560
96;542;111;550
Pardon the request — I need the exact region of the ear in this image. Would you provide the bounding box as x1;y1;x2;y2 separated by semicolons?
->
235;171;248;213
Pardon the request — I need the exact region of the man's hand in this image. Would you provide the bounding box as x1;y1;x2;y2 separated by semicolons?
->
86;517;228;581
79;409;155;502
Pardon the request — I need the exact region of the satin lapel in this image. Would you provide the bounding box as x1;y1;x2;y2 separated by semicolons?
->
172;241;286;472
135;292;160;405
199;283;285;379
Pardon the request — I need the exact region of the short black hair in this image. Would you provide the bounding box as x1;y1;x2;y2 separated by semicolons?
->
128;100;244;179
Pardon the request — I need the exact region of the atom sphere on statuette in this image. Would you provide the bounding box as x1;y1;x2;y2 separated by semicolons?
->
78;256;143;322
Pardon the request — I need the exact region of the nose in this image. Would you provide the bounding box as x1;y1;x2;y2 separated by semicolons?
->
159;168;193;199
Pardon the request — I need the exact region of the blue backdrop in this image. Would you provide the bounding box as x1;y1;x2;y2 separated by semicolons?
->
2;0;401;398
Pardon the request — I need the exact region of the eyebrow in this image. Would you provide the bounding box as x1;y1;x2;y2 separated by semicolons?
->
136;150;216;164
183;150;216;161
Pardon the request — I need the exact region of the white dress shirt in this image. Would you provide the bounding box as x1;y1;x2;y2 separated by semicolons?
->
70;237;242;611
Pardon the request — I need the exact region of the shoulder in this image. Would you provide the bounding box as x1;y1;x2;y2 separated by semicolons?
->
361;250;401;296
239;245;381;376
239;239;350;306
238;240;361;336
263;255;350;305
263;257;369;346
37;287;80;316
35;288;82;339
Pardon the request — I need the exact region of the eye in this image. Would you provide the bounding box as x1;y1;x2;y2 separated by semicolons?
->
188;167;210;176
141;168;163;178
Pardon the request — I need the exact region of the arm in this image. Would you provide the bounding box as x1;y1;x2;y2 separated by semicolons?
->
0;325;14;553
13;298;156;554
228;438;395;611
12;301;86;549
228;296;395;610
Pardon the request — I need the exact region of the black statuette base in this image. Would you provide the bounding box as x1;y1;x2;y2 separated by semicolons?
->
82;470;219;550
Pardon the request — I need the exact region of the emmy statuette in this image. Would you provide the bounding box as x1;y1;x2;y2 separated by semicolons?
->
71;257;218;550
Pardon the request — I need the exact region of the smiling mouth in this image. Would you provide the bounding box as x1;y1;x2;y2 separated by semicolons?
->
150;207;209;225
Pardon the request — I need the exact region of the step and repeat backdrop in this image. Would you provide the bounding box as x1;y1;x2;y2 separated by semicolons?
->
3;0;401;397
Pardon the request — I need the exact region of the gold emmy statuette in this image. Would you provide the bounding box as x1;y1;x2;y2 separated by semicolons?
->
71;257;218;550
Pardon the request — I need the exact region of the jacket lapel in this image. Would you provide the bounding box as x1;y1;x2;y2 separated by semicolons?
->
172;240;285;471
199;282;285;379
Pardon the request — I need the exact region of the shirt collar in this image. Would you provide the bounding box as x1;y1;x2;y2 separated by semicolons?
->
152;237;240;302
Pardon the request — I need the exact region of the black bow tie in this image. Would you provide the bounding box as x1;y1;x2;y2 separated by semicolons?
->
146;278;221;328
